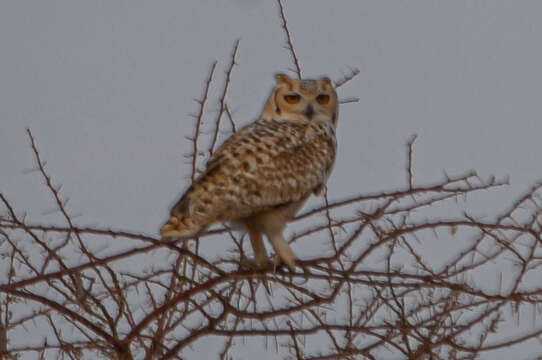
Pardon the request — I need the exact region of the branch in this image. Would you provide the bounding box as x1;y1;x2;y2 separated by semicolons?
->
406;134;417;190
189;61;217;181
334;67;360;88
276;0;302;79
208;39;240;156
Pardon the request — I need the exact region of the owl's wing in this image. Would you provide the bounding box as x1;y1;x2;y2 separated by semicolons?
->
192;118;336;220
204;123;255;173
207;118;334;170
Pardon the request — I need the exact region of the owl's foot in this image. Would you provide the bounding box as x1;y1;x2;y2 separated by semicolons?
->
239;258;273;294
265;232;297;271
271;253;297;272
240;255;297;273
272;255;310;285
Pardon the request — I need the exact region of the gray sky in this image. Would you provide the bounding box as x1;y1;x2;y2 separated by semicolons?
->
1;1;542;358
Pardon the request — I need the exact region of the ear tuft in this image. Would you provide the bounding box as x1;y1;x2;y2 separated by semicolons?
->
275;73;293;85
320;76;332;86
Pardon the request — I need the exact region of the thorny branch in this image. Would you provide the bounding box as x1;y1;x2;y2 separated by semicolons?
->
276;0;302;79
188;61;216;182
3;130;541;359
208;39;240;157
407;133;417;190
334;67;360;88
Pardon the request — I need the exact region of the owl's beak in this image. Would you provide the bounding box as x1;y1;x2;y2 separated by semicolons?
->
304;104;314;120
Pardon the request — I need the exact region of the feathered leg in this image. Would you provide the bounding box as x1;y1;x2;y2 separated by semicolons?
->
246;224;269;268
264;228;296;271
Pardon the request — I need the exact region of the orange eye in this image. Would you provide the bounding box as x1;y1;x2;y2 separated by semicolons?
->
316;94;330;105
284;94;301;104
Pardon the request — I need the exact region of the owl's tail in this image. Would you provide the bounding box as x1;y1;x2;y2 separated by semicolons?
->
159;214;202;238
160;192;204;238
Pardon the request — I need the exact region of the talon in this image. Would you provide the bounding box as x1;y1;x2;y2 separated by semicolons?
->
295;265;310;285
272;254;296;272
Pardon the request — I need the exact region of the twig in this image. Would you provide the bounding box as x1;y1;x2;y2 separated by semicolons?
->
276;0;302;79
208;39;240;156
339;97;360;104
334;67;360;88
189;61;217;181
224;103;236;133
406;134;417;190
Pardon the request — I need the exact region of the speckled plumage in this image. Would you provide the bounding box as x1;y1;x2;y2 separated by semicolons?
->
160;74;339;269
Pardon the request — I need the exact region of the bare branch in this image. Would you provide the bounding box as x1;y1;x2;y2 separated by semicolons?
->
208;39;240;156
339;97;360;104
276;0;302;79
190;61;217;181
406;134;417;190
224;103;237;133
334;67;360;88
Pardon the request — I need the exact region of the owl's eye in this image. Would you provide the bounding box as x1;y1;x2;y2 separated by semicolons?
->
284;94;301;104
316;94;330;105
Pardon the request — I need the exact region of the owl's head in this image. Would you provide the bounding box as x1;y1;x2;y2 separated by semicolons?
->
262;74;338;126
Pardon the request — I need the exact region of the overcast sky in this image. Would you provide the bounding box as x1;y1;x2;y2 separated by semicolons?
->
1;1;542;359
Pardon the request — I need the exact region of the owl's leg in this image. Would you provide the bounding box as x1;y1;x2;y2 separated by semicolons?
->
255;200;307;271
247;225;269;268
265;229;296;271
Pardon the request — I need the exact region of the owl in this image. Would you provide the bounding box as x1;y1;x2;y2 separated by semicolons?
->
160;74;339;270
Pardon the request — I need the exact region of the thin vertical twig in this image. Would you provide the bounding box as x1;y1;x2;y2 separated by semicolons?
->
287;321;303;359
406;134;417;190
208;39;240;156
189;61;217;182
323;187;336;249
224;103;236;134
276;0;302;79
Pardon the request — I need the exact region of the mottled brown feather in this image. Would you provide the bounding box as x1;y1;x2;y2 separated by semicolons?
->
168;118;336;229
160;74;339;270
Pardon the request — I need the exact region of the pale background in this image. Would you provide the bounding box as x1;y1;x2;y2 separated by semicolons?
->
1;1;541;359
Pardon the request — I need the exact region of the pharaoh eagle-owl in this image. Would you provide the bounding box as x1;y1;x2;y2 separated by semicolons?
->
160;74;339;270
